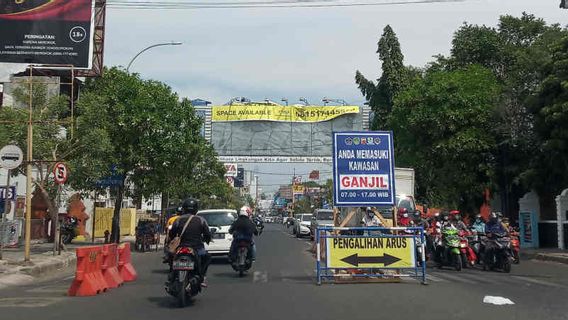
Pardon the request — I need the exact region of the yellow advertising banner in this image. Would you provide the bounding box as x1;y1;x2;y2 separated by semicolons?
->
211;104;360;122
292;184;305;194
326;236;416;269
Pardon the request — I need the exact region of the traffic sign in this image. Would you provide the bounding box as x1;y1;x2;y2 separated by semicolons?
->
326;235;415;268
224;163;238;177
53;162;69;185
0;145;23;170
226;176;235;187
332;131;396;207
0;186;16;201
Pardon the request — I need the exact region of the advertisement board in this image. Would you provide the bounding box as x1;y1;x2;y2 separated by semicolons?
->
212;105;359;123
332;131;395;207
0;0;95;68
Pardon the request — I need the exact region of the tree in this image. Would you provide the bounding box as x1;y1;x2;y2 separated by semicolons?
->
389;65;500;211
0;80;78;244
525;35;568;217
356;25;411;129
73;68;229;242
448;13;566;216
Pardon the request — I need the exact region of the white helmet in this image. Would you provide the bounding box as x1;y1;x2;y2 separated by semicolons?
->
239;206;252;217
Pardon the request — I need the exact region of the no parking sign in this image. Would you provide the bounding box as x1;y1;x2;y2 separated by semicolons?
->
53;162;69;185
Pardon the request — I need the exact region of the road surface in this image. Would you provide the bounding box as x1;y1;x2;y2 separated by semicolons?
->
1;224;567;320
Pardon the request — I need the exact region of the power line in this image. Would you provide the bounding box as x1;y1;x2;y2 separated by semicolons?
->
107;0;468;10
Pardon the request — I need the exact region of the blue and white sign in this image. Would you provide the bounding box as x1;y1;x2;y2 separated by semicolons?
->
332;131;395;207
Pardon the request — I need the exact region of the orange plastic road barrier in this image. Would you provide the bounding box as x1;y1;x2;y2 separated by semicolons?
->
102;244;124;288
117;242;138;282
68;246;109;296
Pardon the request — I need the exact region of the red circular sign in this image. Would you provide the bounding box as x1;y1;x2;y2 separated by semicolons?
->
53;162;69;184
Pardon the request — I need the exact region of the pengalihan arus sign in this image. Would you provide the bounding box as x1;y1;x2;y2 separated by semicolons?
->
211;105;360;122
326;236;416;269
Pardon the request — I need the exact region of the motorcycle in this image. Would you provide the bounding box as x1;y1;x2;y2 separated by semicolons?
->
231;238;253;277
483;233;512;273
509;231;520;264
253;217;264;235
60;216;78;244
458;230;477;268
435;227;462;271
166;246;203;307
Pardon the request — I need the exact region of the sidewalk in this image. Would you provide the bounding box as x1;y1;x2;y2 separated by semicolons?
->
521;248;568;265
0;236;137;290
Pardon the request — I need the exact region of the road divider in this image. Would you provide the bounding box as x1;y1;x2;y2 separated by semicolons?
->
68;243;137;296
316;226;427;285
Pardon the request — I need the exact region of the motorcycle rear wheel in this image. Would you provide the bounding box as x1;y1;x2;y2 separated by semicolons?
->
454;254;462;271
177;278;189;308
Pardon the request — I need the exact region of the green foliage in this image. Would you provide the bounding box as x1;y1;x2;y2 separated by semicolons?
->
526;35;568;195
356;25;411;130
389;65;500;210
73;67;230;240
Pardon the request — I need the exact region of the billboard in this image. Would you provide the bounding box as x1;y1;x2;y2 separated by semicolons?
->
0;0;95;68
332;131;396;207
211;104;365;157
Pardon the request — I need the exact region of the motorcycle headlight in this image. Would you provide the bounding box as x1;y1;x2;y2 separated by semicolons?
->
460;243;467;248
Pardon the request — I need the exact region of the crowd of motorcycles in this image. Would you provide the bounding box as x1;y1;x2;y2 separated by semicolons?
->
406;210;520;273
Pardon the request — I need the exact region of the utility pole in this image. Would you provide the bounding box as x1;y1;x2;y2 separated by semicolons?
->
291;168;295;217
25;67;33;262
0;169;10;260
254;175;259;215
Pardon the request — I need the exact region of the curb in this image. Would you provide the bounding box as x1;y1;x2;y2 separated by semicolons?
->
534;253;568;265
17;252;77;277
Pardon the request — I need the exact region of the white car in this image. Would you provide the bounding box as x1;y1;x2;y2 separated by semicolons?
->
197;209;237;256
294;214;313;238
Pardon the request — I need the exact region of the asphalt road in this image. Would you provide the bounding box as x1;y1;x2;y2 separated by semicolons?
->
1;224;568;320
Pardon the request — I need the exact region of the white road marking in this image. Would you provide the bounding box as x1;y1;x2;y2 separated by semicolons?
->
0;297;65;308
483;295;515;305
512;276;564;288
253;271;268;283
426;274;448;282
433;272;477;284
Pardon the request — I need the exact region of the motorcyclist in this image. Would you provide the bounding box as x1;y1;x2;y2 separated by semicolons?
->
471;214;486;233
363;207;382;227
228;206;259;262
398;210;412;227
168;198;212;284
484;212;508;265
412;211;430;230
449;210;469;231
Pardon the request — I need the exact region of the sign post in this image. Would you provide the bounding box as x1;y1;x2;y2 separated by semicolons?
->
332;131;396;207
53;162;68;255
0;145;23;260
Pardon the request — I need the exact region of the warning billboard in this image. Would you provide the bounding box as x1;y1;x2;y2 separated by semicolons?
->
0;0;95;68
326;235;416;268
212;105;359;122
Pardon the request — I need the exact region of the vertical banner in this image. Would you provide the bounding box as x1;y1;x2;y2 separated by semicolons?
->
0;0;95;68
332;131;395;207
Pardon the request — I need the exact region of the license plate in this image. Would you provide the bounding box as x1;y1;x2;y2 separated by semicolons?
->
173;260;194;270
212;233;225;239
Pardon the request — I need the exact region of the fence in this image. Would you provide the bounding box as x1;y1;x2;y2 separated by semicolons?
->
315;226;427;285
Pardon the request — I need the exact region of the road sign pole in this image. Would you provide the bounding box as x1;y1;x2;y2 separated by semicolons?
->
0;169;10;260
24;67;34;263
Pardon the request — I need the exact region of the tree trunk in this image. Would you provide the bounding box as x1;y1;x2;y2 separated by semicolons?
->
111;183;124;243
36;184;59;247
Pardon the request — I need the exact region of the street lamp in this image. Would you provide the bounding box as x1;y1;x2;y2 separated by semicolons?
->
126;41;183;72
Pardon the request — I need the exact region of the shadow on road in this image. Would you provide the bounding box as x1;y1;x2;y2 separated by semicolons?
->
147;295;195;309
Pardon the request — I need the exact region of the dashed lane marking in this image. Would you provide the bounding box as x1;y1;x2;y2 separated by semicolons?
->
0;297;65;308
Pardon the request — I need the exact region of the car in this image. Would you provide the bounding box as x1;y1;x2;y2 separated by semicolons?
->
309;209;335;240
197;209;238;257
293;214;313;238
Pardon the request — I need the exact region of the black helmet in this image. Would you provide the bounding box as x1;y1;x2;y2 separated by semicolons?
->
413;211;421;219
181;198;199;215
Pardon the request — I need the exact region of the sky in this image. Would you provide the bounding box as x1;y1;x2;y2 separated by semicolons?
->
2;0;566;193
102;0;568;193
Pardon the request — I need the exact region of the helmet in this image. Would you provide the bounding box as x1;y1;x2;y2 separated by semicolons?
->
475;214;482;220
489;212;498;221
240;206;252;217
402;213;409;218
413;211;421;219
181;198;199;215
442;212;449;221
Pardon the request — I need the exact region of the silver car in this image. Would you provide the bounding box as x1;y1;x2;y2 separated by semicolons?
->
292;214;313;238
309;209;335;240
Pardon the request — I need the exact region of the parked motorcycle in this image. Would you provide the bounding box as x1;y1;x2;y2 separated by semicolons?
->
231;239;253;277
435;227;462;271
483;233;512;273
166;246;204;307
60;216;78;244
458;230;477;268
